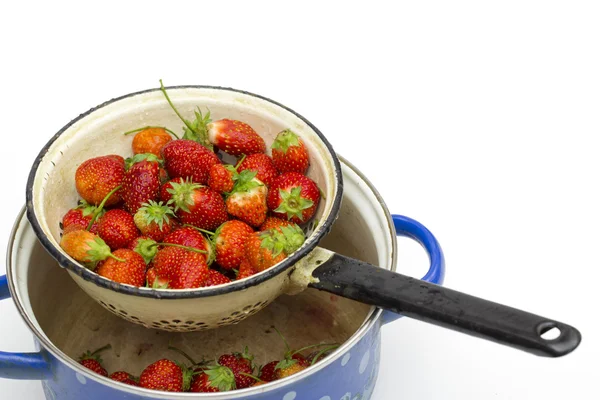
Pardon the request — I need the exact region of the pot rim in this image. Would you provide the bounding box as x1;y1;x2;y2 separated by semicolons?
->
25;84;344;299
8;155;398;398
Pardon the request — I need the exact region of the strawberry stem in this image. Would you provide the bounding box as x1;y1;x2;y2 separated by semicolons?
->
272;327;291;353
123;126;180;139
182;224;215;236
239;372;264;383
168;346;197;366
86;185;122;231
234;154;247;169
91;344;112;357
157;242;207;254
107;253;126;263
310;344;340;366
291;342;339;356
159;79;196;133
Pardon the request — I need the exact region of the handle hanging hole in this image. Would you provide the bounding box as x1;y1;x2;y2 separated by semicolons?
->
540;326;561;340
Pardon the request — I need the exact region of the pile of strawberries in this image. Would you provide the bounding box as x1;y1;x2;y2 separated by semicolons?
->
79;334;338;392
59;82;321;289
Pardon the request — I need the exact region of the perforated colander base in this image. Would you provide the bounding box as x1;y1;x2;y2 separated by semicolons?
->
97;299;272;332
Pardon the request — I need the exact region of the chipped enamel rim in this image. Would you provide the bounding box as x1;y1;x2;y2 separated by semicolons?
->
9;155;398;398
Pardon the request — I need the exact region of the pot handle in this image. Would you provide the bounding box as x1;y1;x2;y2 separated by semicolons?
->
0;275;51;380
305;219;582;357
382;214;446;324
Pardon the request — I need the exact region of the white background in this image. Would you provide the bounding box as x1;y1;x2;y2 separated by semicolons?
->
0;1;598;399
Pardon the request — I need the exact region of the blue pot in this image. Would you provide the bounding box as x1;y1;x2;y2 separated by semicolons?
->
0;158;445;400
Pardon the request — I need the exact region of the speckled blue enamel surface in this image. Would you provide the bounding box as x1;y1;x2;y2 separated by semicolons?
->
1;213;445;399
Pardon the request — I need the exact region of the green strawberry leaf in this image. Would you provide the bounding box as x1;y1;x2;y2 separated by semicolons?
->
204;365;236;391
272;129;300;153
124;153;162;170
166;179;202;213
275;357;297;371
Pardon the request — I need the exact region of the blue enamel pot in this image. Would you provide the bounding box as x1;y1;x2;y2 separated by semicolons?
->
1;157;444;400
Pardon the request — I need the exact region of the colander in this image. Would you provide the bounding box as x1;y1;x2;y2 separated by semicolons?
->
26;85;581;357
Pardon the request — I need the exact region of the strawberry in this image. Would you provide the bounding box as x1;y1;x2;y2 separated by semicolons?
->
208;163;236;193
259;361;279;382
152;246;209;289
218;349;255;389
237;153;279;186
163;226;213;259
61;201;103;235
244;225;305;272
96;249;147;286
189;371;222;392
203;269;232;286
121;157;161;214
167;179;228;231
214;220;254;270
260;216;294;232
226;171;268;227
161;140;219;184
191;366;236;392
139;359;193;392
60;230;121;267
208;119;266;156
110;371;139;386
97;209;140;250
276;355;309;379
271;129;310;174
128;236;158;264
159;177;185;203
133;200;176;242
146;267;168;288
78;345;110;377
237;259;259;280
131;127;173;158
268;172;320;224
75;155;125;206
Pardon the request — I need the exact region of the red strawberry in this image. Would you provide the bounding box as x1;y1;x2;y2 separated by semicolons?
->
260;216;294;232
163;226;213;263
207;119;266;156
161;140;220;184
146;267;169;288
271;129;310;174
191;366;236;392
60;230;119;267
78;345;110;377
167;180;228;230
110;371;139;386
218;349;255;389
190;371;222;392
226;171;268;227
133;200;176;242
208;163;236;193
61;201;103;234
131;127;173;158
159;177;185;203
244;225;305;272
121;158;161;214
139;359;193;392
96;249;147;286
238;153;279;186
268;172;320;224
259;361;279;382
75;155;125;206
237;259;259;280
203;269;232;287
97;209;140;250
152;246;209;289
214;220;254;270
128;236;158;264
